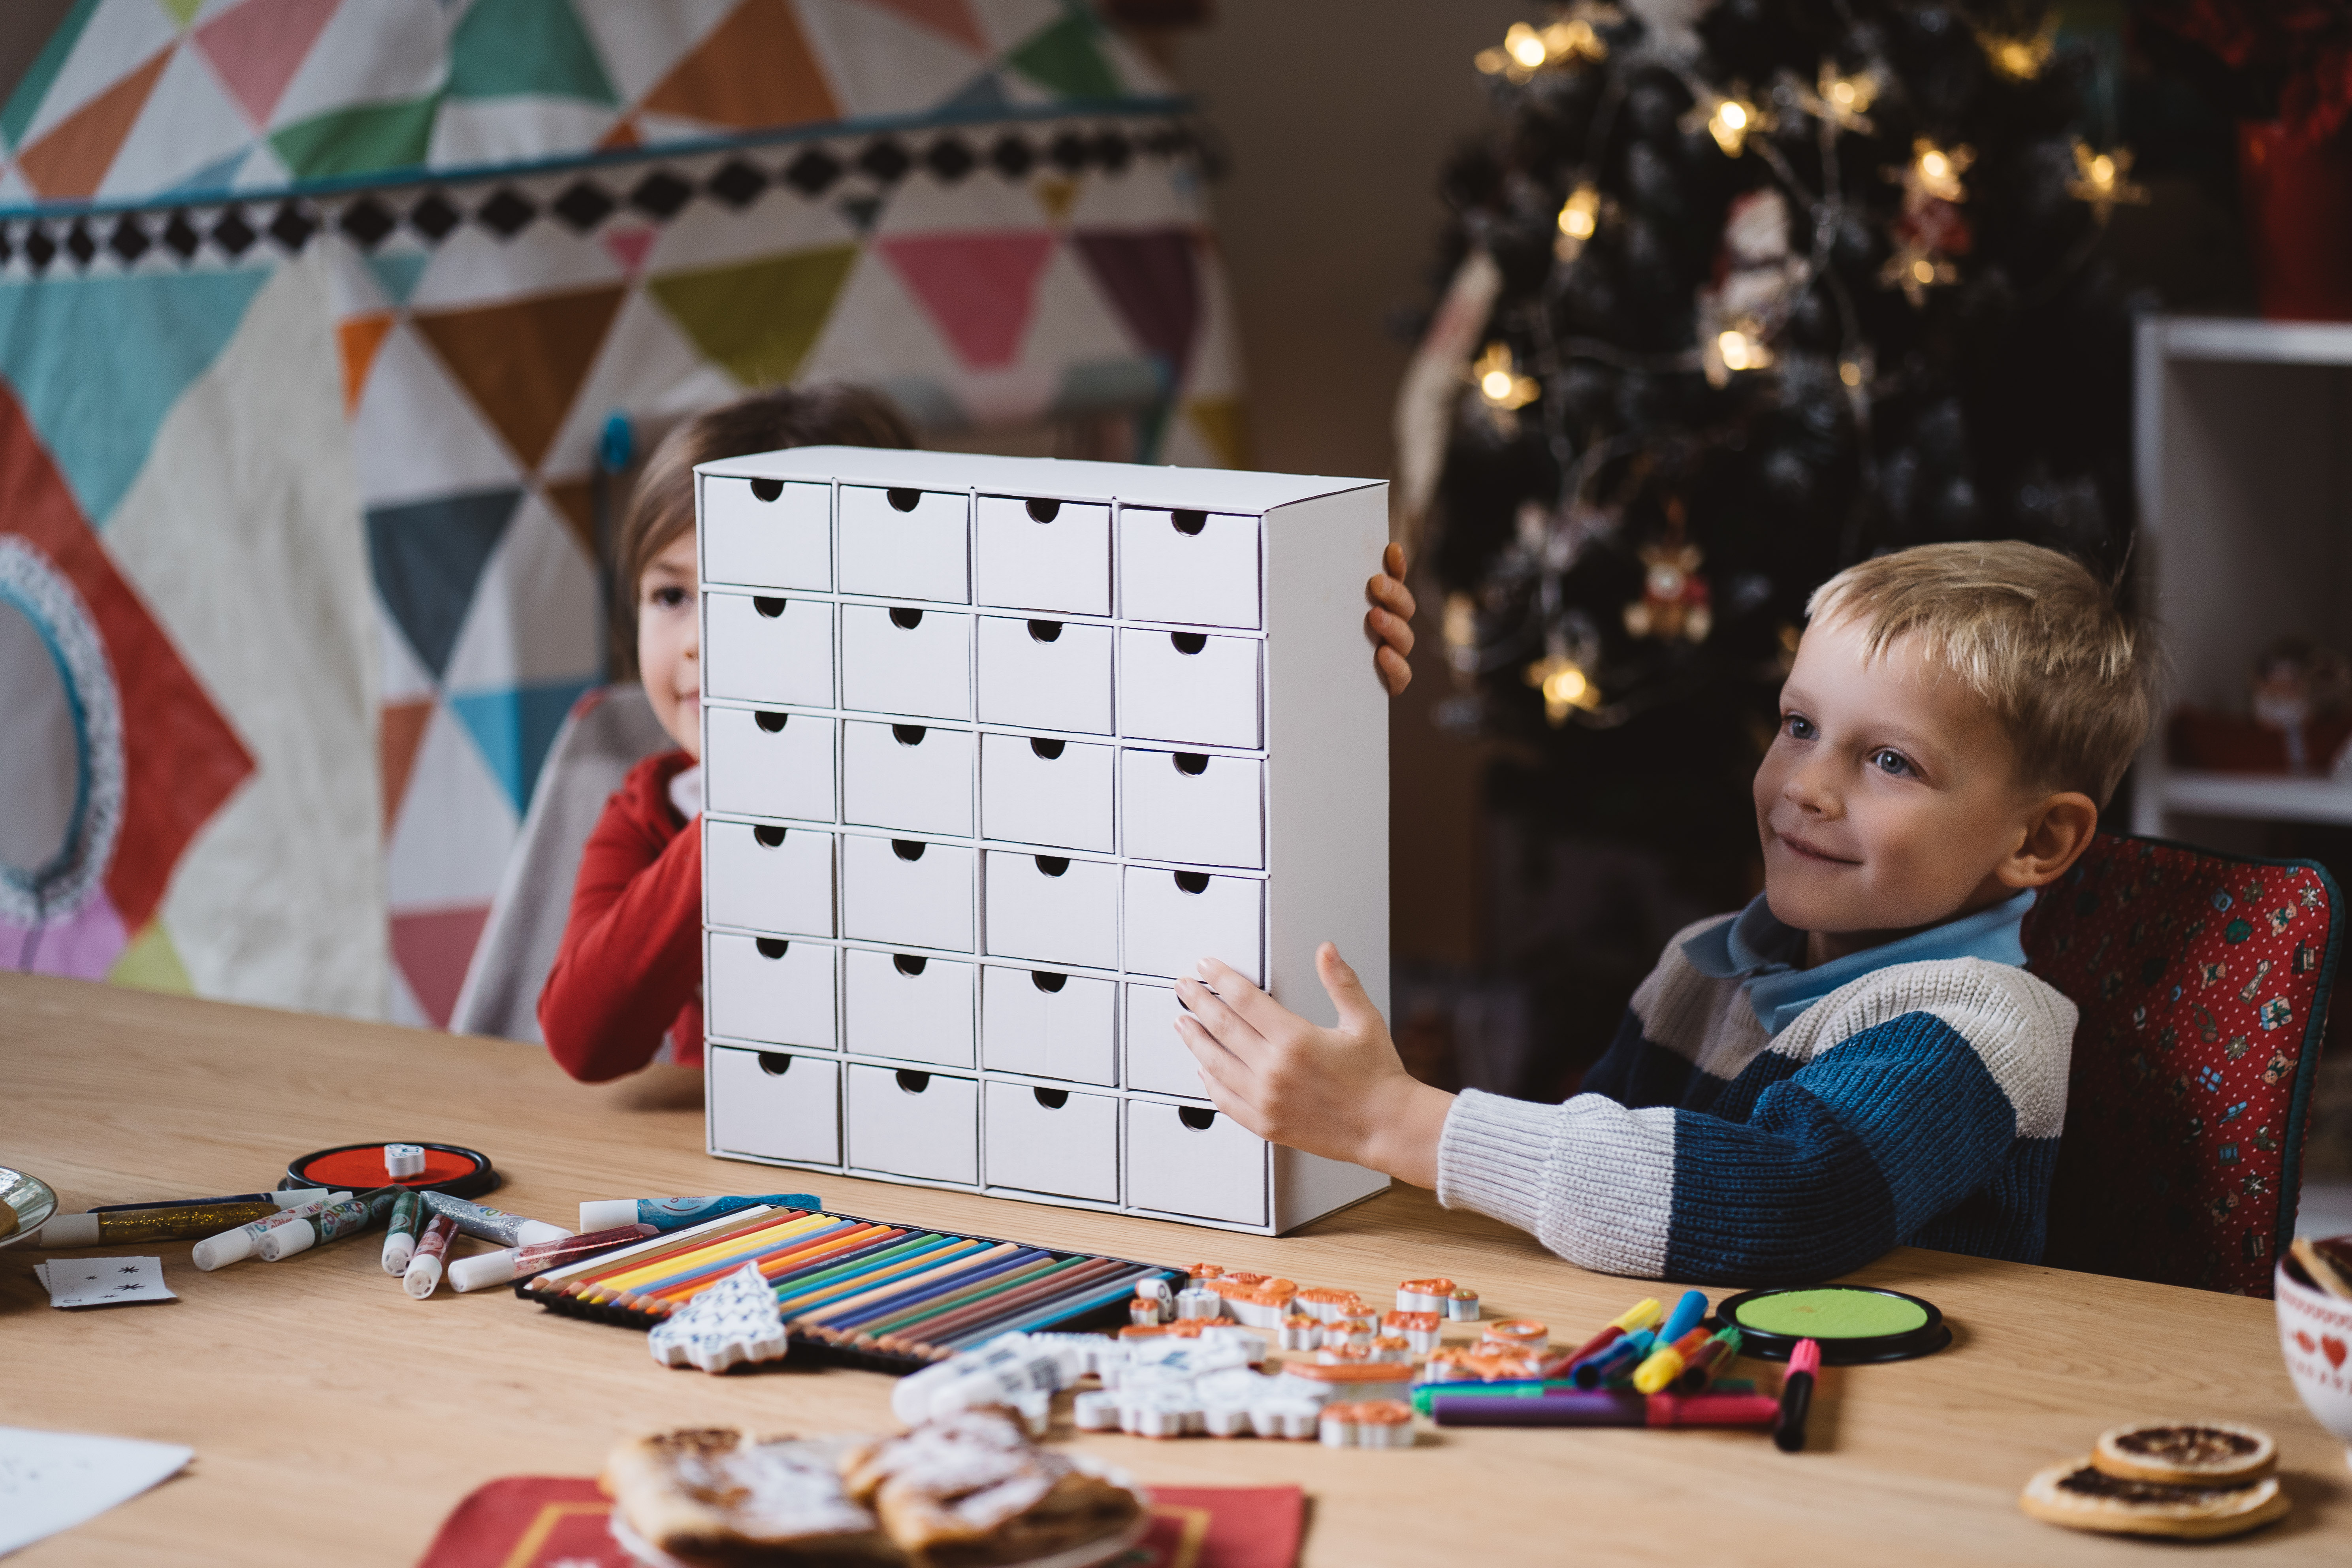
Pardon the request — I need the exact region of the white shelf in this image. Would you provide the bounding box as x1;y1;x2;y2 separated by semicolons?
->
2151;315;2352;369
2160;770;2352;826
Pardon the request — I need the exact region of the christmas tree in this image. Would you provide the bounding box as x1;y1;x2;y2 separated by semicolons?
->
1406;0;2144;898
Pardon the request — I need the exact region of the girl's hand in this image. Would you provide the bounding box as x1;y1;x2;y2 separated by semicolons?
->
1174;943;1454;1189
1366;542;1417;696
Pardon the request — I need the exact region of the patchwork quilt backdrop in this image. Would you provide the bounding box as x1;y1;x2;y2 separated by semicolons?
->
0;0;1243;1026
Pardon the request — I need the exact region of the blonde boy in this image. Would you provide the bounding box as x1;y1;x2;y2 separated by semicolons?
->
1175;542;2164;1281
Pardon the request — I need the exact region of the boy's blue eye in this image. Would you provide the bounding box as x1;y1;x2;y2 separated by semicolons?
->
1872;748;1913;776
1783;713;1815;740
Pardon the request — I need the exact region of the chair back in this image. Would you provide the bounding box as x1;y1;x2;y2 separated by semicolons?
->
2024;834;2340;1296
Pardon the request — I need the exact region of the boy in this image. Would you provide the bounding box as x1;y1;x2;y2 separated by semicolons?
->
1173;542;2164;1281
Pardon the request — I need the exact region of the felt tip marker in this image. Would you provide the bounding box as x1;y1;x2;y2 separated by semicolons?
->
1632;1326;1715;1395
1773;1338;1820;1453
577;1195;823;1233
1656;1289;1708;1347
1569;1328;1655;1389
1548;1297;1663;1375
1430;1392;1781;1429
1675;1325;1742;1393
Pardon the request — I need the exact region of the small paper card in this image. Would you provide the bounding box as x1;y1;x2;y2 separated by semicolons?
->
36;1256;177;1309
0;1427;194;1555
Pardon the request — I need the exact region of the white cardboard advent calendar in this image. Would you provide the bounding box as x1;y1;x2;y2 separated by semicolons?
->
697;446;1390;1234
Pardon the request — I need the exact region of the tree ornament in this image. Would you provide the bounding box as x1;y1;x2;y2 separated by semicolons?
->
2066;143;2150;223
1623;534;1711;644
1697;188;1802;384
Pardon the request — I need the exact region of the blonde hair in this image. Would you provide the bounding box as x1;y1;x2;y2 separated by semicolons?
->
1805;541;2164;805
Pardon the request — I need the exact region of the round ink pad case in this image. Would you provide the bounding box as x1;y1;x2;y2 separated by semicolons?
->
281;1142;499;1199
1716;1285;1951;1365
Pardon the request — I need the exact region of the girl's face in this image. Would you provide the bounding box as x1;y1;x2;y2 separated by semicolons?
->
637;531;701;758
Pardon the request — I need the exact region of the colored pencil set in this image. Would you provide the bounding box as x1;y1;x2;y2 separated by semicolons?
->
520;1204;1184;1373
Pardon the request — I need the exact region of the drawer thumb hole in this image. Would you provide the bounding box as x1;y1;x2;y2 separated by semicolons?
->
1173;752;1209;776
889;606;924;630
753;825;787;847
891;724;927;746
1025;498;1061;523
887;488;923;512
750;478;784;503
1029;737;1065;761
1026;619;1063;643
1178;1105;1218;1131
895;1069;932;1094
1171;632;1207;655
753;596;786;618
756;711;788;733
755;938;790;959
892;839;927;861
1035;855;1070;877
1030;969;1068;993
1175;871;1211;894
1172;509;1207;536
757;1052;793;1076
893;953;928;977
1032;1087;1070;1110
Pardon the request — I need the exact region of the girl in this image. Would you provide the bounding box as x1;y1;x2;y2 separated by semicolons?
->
539;386;1418;1081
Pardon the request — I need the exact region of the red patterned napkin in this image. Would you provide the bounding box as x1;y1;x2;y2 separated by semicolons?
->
418;1476;1304;1568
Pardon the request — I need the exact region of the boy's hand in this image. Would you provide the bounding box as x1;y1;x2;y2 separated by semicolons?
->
1175;943;1454;1189
1367;542;1416;696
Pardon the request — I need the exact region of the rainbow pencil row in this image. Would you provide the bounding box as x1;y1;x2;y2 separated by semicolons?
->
524;1206;1182;1365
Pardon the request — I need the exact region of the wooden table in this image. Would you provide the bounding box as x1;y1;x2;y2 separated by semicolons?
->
3;972;2345;1564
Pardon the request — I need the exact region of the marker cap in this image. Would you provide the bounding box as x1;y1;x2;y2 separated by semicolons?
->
516;1219;571;1247
192;1229;256;1271
257;1222;317;1261
448;1248;522;1293
578;1199;636;1231
35;1212;99;1248
382;1232;417;1276
404;1253;444;1299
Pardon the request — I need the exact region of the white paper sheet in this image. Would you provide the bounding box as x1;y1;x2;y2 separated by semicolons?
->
33;1256;176;1308
0;1427;192;1555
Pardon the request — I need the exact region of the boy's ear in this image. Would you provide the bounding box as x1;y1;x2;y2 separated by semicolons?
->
1996;792;2101;890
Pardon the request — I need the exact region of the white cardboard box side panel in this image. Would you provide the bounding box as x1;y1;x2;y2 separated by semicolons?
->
1273;1144;1389;1232
705;819;836;937
842;720;974;837
982;965;1118;1085
983;1082;1120;1201
703;592;835;708
974;495;1111;615
701;448;1382;518
703;706;836;824
843;947;977;1068
709;1047;841;1164
847;1064;978;1184
706;933;838;1049
977;733;1115;852
701;476;831;591
1125;1099;1267;1227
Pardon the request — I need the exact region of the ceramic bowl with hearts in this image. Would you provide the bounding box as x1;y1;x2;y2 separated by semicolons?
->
2276;1246;2352;1470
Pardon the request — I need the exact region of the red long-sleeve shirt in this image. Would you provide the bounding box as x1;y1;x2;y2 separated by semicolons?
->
539;750;704;1082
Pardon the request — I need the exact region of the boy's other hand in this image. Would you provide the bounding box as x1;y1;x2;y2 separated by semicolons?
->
1367;542;1416;696
1175;943;1454;1190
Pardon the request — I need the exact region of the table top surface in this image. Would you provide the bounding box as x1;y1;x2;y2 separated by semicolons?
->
3;971;2345;1566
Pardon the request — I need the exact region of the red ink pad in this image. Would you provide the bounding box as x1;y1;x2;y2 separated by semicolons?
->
283;1143;498;1199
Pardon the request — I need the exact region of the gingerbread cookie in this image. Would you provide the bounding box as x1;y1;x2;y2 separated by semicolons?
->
2020;1458;2289;1541
2092;1421;2277;1487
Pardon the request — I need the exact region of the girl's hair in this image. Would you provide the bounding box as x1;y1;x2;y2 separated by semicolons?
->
612;383;917;673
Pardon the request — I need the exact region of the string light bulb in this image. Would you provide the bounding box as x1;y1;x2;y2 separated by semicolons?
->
1716;327;1769;373
1813;62;1878;131
1705;93;1762;156
2067;142;2149;222
1505;22;1548;69
1555;181;1601;260
1978;15;2058;81
1879;239;1957;306
1909;138;1974;202
1471;342;1540;410
1525;648;1600;725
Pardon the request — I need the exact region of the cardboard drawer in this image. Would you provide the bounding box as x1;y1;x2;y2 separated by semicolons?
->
977;732;1113;853
842;720;973;838
840;604;972;721
975;616;1112;734
1118;507;1260;628
704;591;834;708
846;1064;977;1184
974;495;1111;616
982;850;1118;972
1117;629;1260;749
984;1082;1119;1202
1120;748;1263;868
705;933;838;1049
709;1046;840;1165
840;833;975;952
701;476;831;591
981;965;1117;1086
704;706;834;823
705;819;836;937
1126;1099;1266;1226
1122;867;1262;984
1122;982;1204;1099
843;947;976;1069
839;485;969;602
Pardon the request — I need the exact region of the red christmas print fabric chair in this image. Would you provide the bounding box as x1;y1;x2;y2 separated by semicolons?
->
2024;835;2341;1297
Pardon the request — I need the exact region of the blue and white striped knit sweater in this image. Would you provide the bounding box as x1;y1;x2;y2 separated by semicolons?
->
1434;912;2077;1283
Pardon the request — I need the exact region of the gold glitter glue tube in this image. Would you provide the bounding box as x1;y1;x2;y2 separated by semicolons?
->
40;1201;288;1247
191;1195;355;1271
256;1187;404;1261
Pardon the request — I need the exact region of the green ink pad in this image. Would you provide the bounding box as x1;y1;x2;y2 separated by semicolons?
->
1717;1285;1950;1365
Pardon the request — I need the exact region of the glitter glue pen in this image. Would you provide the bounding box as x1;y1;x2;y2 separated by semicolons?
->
41;1200;298;1247
380;1190;424;1276
256;1187;405;1261
446;1223;661;1292
404;1212;459;1299
94;1188;330;1214
190;1195;355;1270
421;1191;570;1247
578;1195;824;1234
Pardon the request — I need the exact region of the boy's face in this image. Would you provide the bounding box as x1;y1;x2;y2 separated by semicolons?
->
638;531;700;759
1755;614;2043;954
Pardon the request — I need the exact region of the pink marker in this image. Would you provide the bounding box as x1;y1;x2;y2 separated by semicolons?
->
1774;1338;1821;1452
447;1224;660;1293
